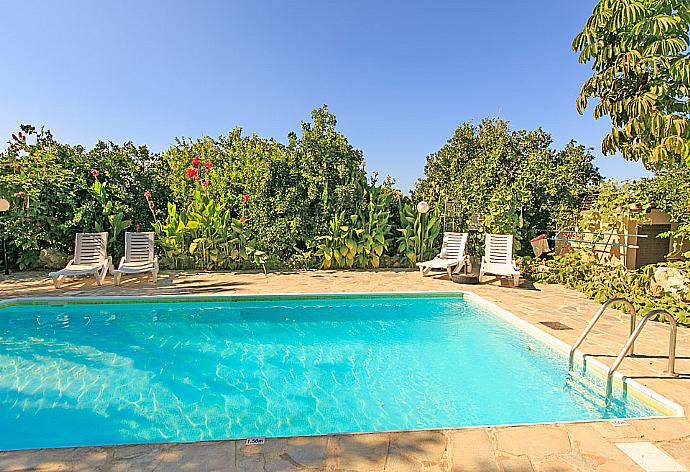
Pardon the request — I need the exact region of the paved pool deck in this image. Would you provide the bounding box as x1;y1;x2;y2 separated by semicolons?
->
0;269;689;472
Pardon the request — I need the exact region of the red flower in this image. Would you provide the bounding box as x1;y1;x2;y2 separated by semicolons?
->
90;168;100;177
191;156;200;167
242;194;250;203
11;134;18;142
240;216;247;223
204;161;213;168
186;168;198;179
144;191;152;198
201;181;210;187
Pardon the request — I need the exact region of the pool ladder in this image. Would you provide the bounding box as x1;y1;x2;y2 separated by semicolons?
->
567;297;679;398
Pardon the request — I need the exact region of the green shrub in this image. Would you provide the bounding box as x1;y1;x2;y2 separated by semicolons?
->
313;179;397;269
154;167;264;270
520;253;690;326
155;106;369;260
0;126;160;269
414;119;601;254
396;201;442;267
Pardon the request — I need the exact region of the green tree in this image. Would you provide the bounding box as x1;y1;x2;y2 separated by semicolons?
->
0;126;159;268
573;0;690;169
414;119;601;254
155;106;369;261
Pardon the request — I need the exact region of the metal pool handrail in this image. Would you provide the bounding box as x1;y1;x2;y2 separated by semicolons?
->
568;297;637;370
605;309;679;397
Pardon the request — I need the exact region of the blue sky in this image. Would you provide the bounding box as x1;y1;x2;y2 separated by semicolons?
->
1;0;651;191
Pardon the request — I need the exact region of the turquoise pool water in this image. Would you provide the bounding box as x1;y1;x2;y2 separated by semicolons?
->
0;294;661;450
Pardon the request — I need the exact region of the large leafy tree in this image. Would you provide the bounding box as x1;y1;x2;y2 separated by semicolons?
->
573;0;690;169
414;119;601;254
0;126;161;268
157;106;368;259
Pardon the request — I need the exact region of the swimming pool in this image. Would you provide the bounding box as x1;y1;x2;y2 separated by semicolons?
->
0;293;674;450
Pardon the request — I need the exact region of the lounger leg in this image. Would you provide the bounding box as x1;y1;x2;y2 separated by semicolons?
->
447;266;452;279
98;258;112;286
419;266;425;277
114;272;122;286
514;274;520;287
52;275;65;289
151;270;158;284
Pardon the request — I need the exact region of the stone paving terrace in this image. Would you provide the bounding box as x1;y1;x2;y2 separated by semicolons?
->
0;270;689;471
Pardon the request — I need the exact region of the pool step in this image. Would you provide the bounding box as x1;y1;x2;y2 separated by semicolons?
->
564;372;609;409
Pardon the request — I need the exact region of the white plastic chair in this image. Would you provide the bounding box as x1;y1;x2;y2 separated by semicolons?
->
113;232;159;285
49;232;111;288
417;232;469;278
479;234;521;286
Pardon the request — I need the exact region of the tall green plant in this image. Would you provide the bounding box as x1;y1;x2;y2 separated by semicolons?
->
90;169;131;259
482;188;523;253
153;158;263;270
396;201;441;267
313;183;395;269
314;212;362;269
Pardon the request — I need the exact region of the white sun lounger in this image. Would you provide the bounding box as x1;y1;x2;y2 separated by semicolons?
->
479;233;521;286
49;232;111;288
113;232;158;285
417;232;469;278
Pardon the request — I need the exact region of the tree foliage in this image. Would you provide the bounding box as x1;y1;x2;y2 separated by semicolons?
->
0;107;387;270
0;126;161;268
414;119;601;254
155;106;368;261
631;166;690;256
573;0;690;169
521;169;690;326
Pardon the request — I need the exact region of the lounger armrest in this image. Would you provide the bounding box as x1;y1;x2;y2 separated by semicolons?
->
117;256;126;270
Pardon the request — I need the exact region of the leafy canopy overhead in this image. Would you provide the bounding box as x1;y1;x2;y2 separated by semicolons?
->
573;0;690;169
